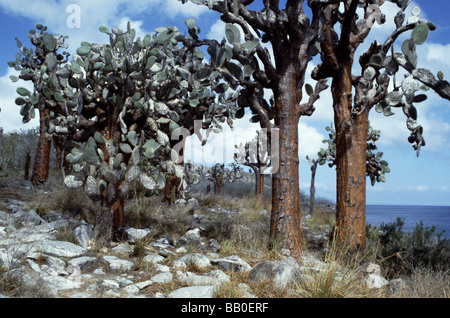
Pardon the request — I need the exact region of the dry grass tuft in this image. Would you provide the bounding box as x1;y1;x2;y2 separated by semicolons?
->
389;267;450;298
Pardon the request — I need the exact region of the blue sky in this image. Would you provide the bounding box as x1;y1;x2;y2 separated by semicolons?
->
0;0;449;206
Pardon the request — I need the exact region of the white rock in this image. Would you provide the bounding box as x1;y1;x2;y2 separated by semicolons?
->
178;228;201;246
124;280;153;295
93;268;106;275
41;275;82;295
169;285;219;298
70;292;91;298
8;228;56;243
366;263;381;276
178;270;229;286
74;222;94;248
31;240;87;258
249;257;300;290
27;259;41;273
173;253;211;270
365;274;389;289
188;198;199;206
110;243;133;255
134;280;154;290
151;271;173;284
121;227;152;243
68;256;96;270
102;255;134;271
154;263;170;272
143;253;164;264
211;255;252;272
105;289;121;297
116;277;134;287
12;209;46;226
101;279;120;289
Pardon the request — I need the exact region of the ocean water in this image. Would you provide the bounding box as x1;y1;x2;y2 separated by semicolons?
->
366;205;450;238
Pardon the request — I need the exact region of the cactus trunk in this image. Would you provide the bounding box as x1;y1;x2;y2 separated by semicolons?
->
112;197;124;233
214;178;223;195
250;166;264;200
310;160;318;215
333;63;368;252
269;67;303;257
256;169;264;200
31;108;52;186
95;202;113;241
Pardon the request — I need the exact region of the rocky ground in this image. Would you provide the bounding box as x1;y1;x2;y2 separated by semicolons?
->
0;178;400;298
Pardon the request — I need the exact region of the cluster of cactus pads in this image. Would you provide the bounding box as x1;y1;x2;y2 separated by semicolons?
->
10;20;240;210
9;24;70;124
312;123;390;187
362;5;437;156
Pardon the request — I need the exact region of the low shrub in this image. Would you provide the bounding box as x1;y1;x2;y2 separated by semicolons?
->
367;217;450;278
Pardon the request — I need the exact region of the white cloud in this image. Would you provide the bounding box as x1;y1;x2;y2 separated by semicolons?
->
184;114;261;165
207;19;226;42
0;69;37;132
163;0;209;19
0;0;209;54
416;185;428;191
423;43;450;68
298;121;327;161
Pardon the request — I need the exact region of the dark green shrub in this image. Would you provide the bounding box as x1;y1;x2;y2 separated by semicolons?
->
367;217;450;277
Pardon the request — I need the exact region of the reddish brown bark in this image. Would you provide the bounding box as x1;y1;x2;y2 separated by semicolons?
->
162;174;182;206
333;63;369;251
256;170;264;200
213;178;223;195
24;151;31;181
112;197;124;232
53;138;67;170
309;160;318;215
269;67;303;257
98;124;123;237
250;166;264;200
31;108;52;186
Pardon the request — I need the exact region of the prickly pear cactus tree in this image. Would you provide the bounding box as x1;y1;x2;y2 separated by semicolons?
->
45;21;237;239
205;163;232;195
179;0;334;256
228;162;243;182
309;0;450;250
234;130;272;199
8;24;71;185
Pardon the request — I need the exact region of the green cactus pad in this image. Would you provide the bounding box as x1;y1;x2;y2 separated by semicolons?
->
43;33;57;52
185;17;197;29
225;24;241;45
76;45;91;56
140;173;156;190
411;24;429;45
99;26;111;34
127;131;139;146
17;87;31;97
119;143;133;154
113;153;124;169
83;147;100;165
241;39;259;52
94;132;106;144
